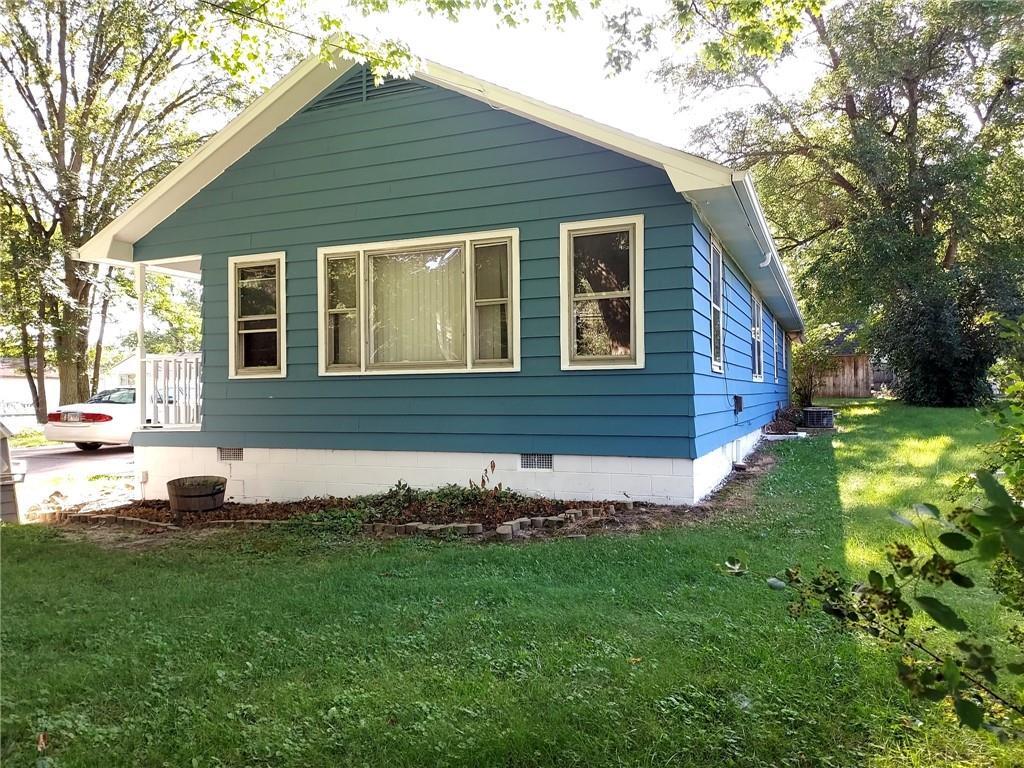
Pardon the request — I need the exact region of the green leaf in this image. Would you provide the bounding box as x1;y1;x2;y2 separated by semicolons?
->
1002;527;1024;563
949;571;975;589
913;503;940;519
969;511;1000;533
868;570;883;590
943;657;960;693
938;531;973;551
974;470;1014;510
954;697;983;729
976;533;1003;562
1006;662;1024;675
914;596;968;632
766;577;787;590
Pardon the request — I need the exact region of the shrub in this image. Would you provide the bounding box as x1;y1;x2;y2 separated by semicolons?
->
790;323;842;408
871;276;1005;407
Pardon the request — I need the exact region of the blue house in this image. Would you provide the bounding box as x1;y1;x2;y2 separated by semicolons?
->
77;57;802;505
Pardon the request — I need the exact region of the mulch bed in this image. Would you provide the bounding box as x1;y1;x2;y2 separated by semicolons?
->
91;494;577;529
46;447;778;538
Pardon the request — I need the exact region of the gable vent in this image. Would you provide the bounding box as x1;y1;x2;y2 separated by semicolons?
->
520;453;553;470
217;447;244;462
305;66;430;112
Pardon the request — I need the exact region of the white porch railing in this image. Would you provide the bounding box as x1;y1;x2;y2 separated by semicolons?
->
140;353;202;428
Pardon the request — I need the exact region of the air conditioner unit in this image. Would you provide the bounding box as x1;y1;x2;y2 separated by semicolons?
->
802;407;835;429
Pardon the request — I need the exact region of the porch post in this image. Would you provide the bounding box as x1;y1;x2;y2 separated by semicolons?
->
135;263;147;427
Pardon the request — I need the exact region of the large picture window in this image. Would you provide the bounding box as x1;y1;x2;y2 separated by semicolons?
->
228;252;286;379
559;215;645;370
751;293;764;382
710;239;725;373
317;230;519;375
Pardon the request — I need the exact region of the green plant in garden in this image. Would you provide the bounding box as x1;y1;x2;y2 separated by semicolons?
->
789;323;841;408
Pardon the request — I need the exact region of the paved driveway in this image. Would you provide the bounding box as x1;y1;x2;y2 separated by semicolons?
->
14;444;134;478
10;445;135;514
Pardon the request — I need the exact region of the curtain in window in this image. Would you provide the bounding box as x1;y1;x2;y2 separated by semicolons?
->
370;246;465;365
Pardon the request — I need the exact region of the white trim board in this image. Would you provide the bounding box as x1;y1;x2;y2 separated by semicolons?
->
315;228;521;376
559;214;645;371
73;53;802;332
227;252;288;380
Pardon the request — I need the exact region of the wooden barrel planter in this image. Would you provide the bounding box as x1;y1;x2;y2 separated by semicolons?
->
167;475;226;524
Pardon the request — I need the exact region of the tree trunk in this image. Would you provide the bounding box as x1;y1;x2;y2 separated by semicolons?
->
942;227;959;269
34;300;48;423
8;245;44;422
17;322;41;423
91;268;113;396
55;254;94;405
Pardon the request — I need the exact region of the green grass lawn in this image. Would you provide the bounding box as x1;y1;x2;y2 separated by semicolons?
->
2;400;1020;767
8;428;58;448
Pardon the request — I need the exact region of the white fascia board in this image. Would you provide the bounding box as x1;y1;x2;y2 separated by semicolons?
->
418;61;734;194
76;55;359;264
77;52;734;263
730;172;804;331
72;51;801;329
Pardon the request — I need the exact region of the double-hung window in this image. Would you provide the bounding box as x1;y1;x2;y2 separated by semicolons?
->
751;293;764;382
560;214;645;370
228;252;286;378
710;239;725;373
317;229;519;374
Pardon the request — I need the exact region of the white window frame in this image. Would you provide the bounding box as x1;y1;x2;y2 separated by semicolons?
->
316;228;520;376
227;252;287;380
751;293;764;382
710;237;725;374
773;318;780;383
559;214;645;371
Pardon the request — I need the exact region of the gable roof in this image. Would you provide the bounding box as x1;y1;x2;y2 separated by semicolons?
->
74;54;803;331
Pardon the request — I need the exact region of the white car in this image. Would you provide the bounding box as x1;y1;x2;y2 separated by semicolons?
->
44;388;136;450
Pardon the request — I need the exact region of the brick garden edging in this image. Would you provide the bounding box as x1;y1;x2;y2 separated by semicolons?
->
34;500;638;541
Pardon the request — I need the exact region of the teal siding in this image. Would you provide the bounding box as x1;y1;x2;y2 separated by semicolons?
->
134;73;700;458
688;219;790;456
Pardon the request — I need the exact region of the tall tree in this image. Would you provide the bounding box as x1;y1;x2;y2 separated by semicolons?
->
0;194;53;421
0;0;243;404
618;0;1024;404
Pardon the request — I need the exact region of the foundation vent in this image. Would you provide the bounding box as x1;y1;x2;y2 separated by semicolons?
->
217;447;244;462
520;453;553;470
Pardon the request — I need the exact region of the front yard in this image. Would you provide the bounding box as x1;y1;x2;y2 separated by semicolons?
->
2;401;1019;766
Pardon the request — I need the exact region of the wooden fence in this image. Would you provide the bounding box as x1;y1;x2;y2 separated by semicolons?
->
819;354;873;398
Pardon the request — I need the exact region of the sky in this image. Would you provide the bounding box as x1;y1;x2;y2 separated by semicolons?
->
343;2;822;151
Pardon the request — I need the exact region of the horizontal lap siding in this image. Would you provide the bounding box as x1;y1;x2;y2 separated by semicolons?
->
688;220;789;457
134;81;697;458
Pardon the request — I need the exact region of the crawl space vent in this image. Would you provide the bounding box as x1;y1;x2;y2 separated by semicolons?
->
217;447;244;462
520;453;553;470
305;66;430;112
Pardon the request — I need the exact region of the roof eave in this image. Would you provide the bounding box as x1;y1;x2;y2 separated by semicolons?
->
730;172;804;331
74;52;803;331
